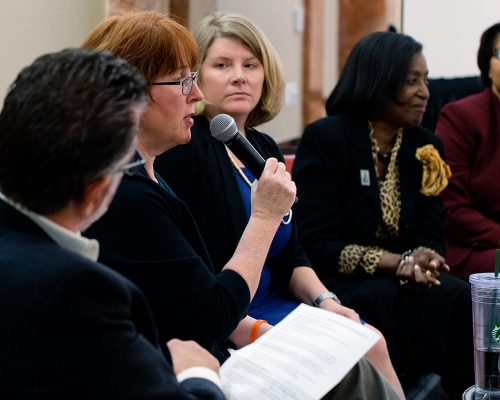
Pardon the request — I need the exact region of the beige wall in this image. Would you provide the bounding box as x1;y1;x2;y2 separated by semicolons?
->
387;0;402;32
0;0;106;104
403;0;499;78
323;0;339;99
189;0;216;31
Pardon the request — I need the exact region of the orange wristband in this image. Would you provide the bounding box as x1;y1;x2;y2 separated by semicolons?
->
250;319;268;344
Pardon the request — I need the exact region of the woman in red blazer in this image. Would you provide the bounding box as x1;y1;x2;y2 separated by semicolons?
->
435;22;500;281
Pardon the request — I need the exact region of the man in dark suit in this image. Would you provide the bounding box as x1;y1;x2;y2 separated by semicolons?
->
0;48;225;400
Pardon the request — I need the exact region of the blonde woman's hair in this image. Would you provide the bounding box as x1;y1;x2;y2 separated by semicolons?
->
194;12;285;128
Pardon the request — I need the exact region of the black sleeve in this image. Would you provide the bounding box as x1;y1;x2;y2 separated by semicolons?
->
84;176;250;350
293;119;351;277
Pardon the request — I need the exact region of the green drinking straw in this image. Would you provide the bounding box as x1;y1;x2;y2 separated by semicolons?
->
496;250;500;278
488;250;500;352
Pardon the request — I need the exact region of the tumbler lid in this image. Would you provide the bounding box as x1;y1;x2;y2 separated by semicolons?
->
469;272;500;286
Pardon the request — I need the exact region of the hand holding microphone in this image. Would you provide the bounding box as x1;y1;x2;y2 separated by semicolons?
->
210;114;296;221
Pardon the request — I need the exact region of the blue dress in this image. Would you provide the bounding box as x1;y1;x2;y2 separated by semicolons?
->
234;167;299;325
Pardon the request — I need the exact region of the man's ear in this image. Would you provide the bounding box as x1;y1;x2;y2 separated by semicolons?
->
79;176;112;220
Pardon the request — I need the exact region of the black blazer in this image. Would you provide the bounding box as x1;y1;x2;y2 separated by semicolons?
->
0;201;224;400
154;115;311;296
292;114;446;280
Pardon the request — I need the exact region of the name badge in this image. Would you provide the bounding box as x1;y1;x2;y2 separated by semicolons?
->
360;169;370;186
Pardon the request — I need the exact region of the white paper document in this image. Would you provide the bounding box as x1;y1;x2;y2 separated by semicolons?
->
220;303;380;400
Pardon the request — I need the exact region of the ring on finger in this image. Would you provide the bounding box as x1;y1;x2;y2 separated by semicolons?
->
425;269;432;277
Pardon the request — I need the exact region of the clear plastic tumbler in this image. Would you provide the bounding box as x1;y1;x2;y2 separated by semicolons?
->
470;273;500;399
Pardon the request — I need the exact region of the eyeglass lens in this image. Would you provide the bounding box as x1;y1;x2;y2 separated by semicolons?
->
182;73;198;95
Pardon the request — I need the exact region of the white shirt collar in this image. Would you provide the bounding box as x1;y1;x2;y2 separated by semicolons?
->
0;192;99;261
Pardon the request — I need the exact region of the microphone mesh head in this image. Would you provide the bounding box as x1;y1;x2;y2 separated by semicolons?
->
210;114;237;142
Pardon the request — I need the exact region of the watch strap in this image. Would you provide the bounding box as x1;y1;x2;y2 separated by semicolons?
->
312;291;341;307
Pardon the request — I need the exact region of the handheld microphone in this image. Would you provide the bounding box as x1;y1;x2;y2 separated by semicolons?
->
210;113;297;203
210;114;266;179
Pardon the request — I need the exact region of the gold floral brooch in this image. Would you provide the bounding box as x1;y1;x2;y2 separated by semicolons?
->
415;144;452;196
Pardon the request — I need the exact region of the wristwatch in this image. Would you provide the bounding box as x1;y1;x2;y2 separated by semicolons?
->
313;291;341;307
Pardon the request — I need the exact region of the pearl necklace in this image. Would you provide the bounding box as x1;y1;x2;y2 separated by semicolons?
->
227;150;292;225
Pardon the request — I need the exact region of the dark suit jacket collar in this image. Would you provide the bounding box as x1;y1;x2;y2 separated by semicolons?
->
0;200;52;243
